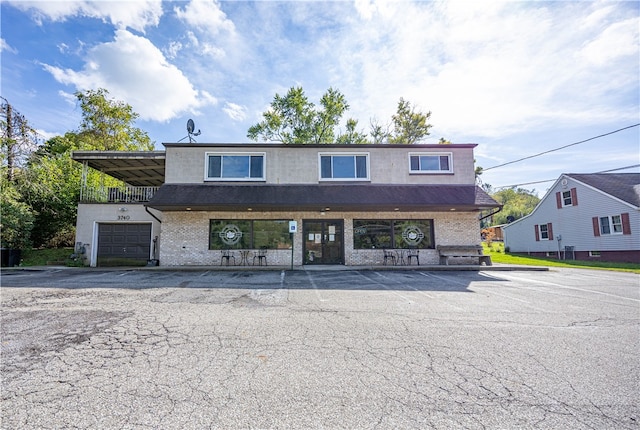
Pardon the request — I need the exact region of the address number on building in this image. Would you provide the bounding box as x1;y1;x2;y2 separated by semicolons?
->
117;215;130;221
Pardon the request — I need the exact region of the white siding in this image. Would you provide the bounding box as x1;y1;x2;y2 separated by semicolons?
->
504;176;639;253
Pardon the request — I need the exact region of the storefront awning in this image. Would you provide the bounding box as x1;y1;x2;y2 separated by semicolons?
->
146;184;500;212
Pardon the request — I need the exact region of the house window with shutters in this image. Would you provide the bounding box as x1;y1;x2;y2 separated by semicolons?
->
592;213;632;236
539;224;549;240
535;223;553;241
556;188;578;208
598;215;622;235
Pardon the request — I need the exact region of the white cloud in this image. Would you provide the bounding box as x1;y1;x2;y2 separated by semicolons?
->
35;128;60;142
174;0;235;35
58;90;77;106
42;29;216;121
8;0;163;32
223;102;247;121
319;1;639;139
0;38;17;53
579;17;639;66
164;41;183;60
57;43;70;54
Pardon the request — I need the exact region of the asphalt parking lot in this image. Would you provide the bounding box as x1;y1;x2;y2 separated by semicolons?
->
1;267;638;429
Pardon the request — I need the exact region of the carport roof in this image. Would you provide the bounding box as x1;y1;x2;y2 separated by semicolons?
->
146;183;501;212
71;151;166;187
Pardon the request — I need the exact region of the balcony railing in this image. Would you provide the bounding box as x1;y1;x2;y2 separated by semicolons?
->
80;186;159;203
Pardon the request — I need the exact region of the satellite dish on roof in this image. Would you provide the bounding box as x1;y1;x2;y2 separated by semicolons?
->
178;118;202;143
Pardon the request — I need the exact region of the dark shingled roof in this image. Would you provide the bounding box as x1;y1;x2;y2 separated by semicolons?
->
146;184;500;212
567;173;640;207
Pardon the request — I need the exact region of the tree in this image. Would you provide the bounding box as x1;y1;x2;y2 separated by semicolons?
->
0;173;34;249
389;98;432;144
248;87;351;144
474;164;483;183
75;88;153;151
1;98;38;251
369;118;390;144
491;188;540;225
1;97;39;181
18;136;84;247
336;118;369;144
14;90;153;247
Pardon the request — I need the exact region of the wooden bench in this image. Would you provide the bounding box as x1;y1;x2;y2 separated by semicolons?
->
437;245;492;266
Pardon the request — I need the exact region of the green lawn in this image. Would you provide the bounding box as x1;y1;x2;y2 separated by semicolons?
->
483;242;640;274
18;248;78;267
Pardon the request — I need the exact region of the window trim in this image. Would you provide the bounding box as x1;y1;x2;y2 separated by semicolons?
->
204;152;266;182
408;152;453;174
561;190;573;207
539;224;549;240
599;215;623;235
318;152;370;182
535;223;553;241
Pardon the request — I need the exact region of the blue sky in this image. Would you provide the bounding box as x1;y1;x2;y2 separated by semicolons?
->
2;0;638;194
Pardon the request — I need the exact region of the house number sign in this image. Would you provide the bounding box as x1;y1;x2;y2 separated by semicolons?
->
117;215;130;221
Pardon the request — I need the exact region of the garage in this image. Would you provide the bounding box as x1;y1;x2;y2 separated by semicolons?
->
97;223;152;266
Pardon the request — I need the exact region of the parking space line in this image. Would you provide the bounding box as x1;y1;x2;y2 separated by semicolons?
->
496;273;639;302
364;271;414;303
304;270;328;302
418;271;468;287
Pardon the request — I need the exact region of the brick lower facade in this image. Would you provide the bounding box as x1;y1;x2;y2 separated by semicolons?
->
159;210;482;266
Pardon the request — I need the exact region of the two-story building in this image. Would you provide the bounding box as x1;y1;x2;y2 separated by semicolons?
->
72;143;499;267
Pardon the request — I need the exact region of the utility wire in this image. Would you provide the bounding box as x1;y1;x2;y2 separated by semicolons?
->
596;164;640;173
494;179;556;190
493;164;640;190
483;123;640;171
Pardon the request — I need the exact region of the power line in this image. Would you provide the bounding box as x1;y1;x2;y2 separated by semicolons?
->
596;164;640;173
493;164;640;190
494;179;555;190
483;123;640;171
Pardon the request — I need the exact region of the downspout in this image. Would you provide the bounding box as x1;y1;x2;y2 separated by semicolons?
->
479;206;502;222
145;205;162;223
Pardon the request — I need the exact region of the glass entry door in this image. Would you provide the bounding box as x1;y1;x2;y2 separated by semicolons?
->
303;220;344;265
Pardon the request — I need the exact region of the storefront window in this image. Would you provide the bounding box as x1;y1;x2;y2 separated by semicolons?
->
209;220;290;250
353;221;392;249
253;220;290;249
353;219;434;249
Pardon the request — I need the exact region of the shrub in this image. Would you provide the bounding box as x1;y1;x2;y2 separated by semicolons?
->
46;228;76;248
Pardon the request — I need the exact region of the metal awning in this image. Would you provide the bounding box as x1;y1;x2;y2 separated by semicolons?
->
72;151;166;187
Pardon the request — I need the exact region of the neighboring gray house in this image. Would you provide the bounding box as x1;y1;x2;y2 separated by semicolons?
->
72;143;499;267
503;173;640;263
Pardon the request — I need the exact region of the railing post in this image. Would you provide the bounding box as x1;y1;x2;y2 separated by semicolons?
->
80;161;88;202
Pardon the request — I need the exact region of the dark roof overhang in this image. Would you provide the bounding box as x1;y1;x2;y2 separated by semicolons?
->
71;151;166;187
146;184;501;213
